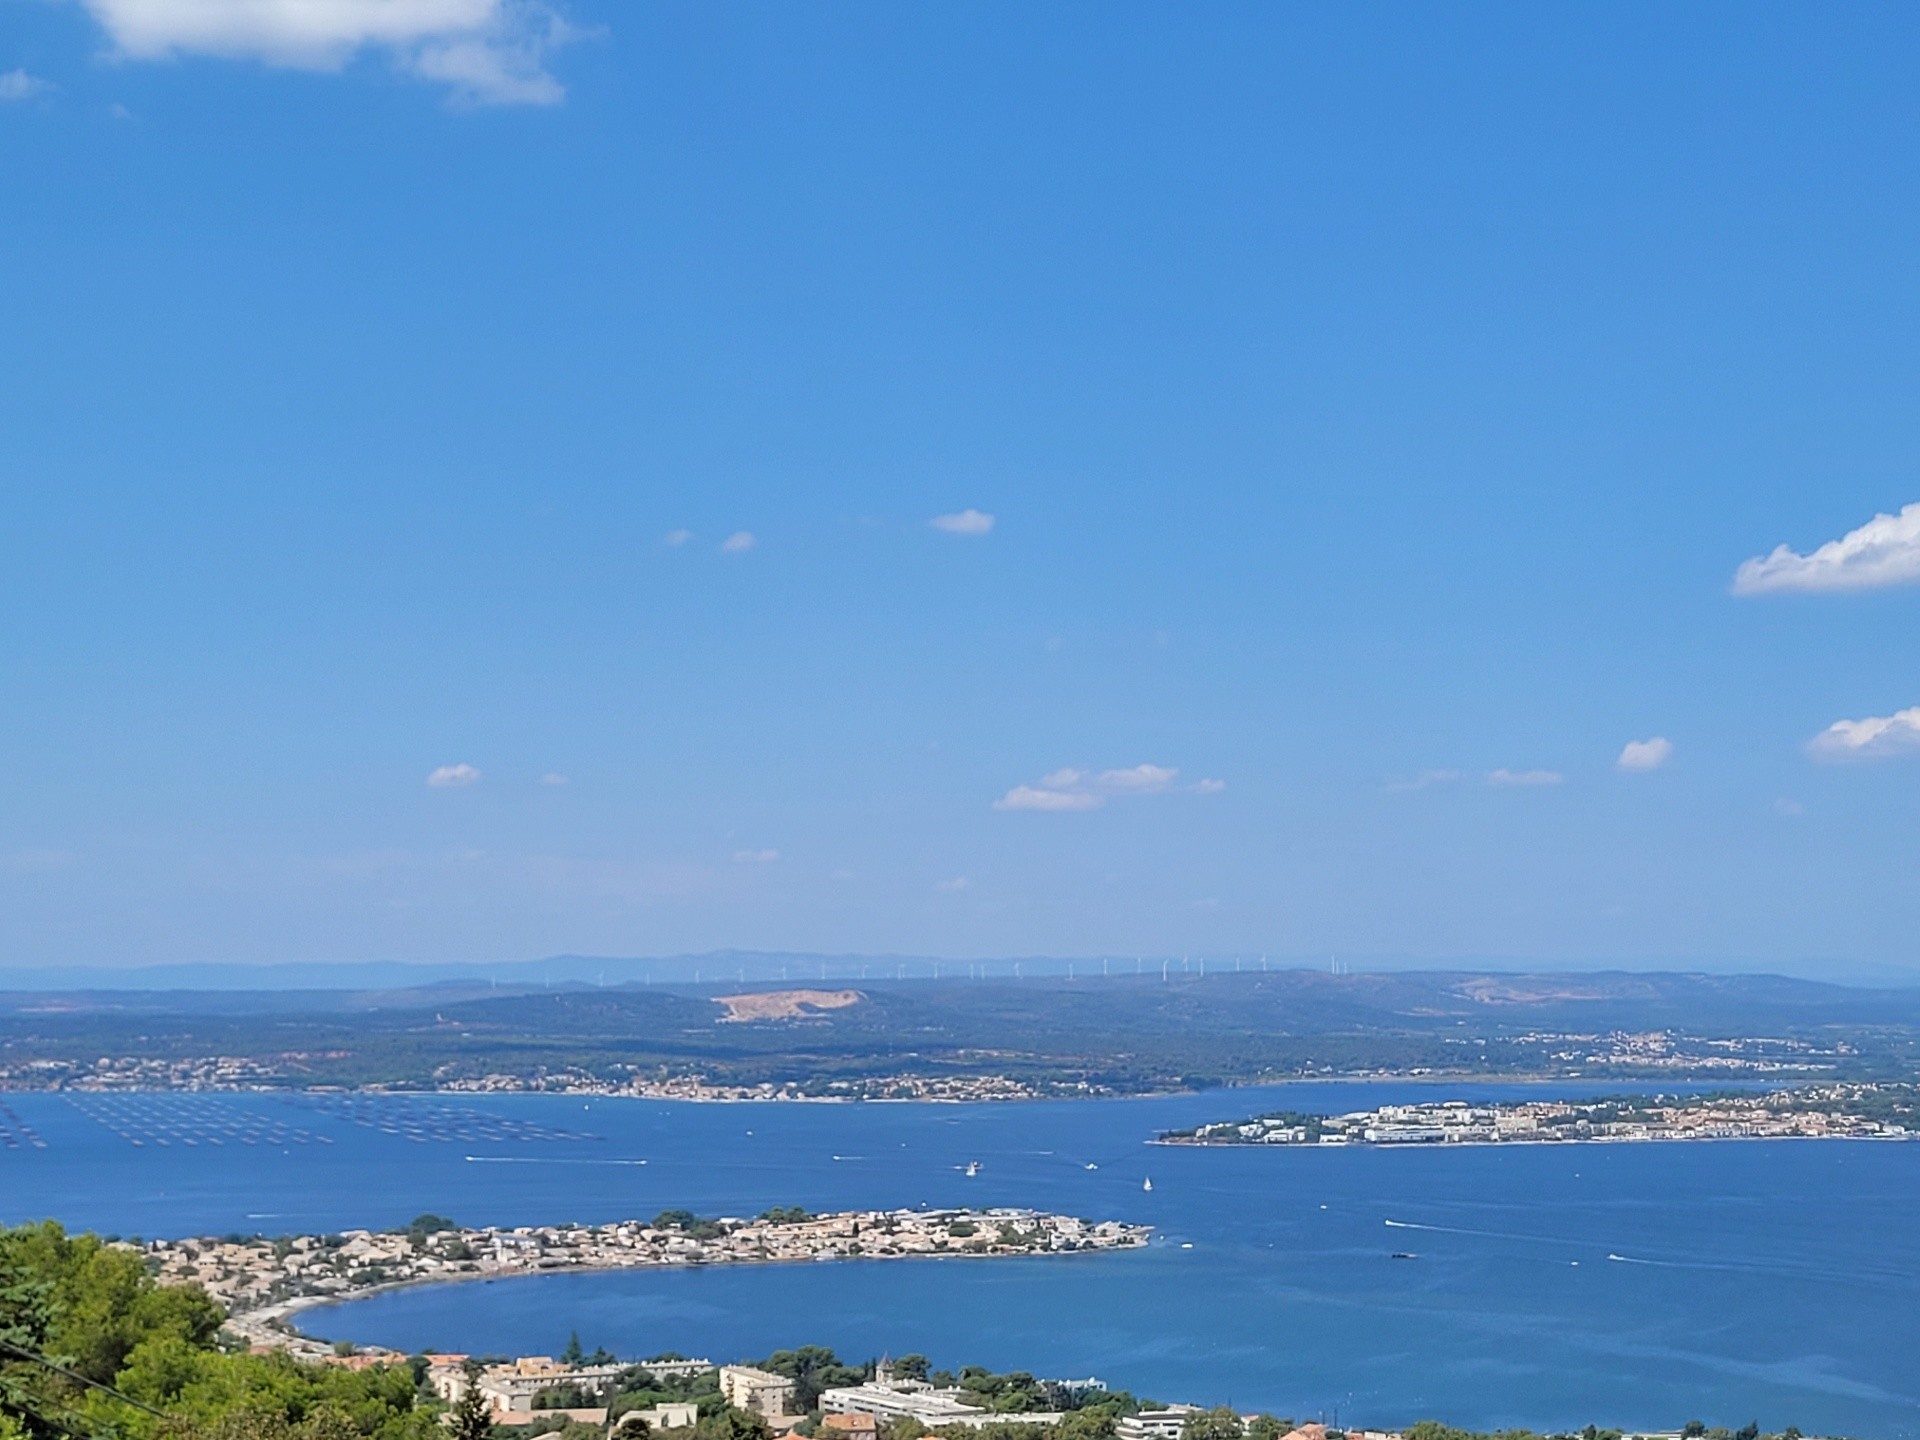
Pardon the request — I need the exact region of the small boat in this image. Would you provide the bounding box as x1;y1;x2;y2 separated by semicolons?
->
1084;1163;1098;1171
964;1161;980;1177
1391;1251;1418;1260
1142;1176;1153;1192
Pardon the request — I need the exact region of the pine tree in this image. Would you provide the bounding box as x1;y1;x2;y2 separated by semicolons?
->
447;1368;495;1440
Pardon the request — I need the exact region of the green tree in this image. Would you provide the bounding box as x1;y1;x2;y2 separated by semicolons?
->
1180;1407;1245;1440
758;1348;858;1412
695;1409;773;1440
446;1371;495;1440
561;1332;586;1367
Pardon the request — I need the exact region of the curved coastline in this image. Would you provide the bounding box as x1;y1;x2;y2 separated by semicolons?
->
283;1240;1151;1347
161;1208;1152;1359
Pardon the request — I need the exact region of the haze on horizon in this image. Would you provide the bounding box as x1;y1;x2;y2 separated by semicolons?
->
4;3;1920;977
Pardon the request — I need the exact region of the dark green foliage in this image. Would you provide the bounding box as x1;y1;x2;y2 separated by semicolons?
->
694;1410;773;1440
753;1348;862;1413
651;1215;726;1243
446;1374;494;1440
0;1220;444;1440
1178;1408;1244;1440
8;970;1918;1094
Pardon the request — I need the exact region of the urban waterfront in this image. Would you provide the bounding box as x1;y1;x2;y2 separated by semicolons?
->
0;1085;1915;1437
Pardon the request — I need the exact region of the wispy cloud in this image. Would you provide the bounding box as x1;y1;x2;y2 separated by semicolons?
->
934;876;970;891
1807;706;1920;762
930;508;995;536
1733;502;1920;595
1385;768;1461;793
662;529;691;548
994;763;1223;811
994;785;1103;812
1616;737;1673;772
426;763;481;787
1095;763;1180;792
539;772;569;786
732;848;780;863
1486;768;1563;787
76;0;577;106
720;530;756;553
0;69;55;101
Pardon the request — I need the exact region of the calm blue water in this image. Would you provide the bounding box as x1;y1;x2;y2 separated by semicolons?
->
1;1085;1914;1438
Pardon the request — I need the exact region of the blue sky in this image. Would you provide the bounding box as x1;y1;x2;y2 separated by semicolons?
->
4;2;1920;975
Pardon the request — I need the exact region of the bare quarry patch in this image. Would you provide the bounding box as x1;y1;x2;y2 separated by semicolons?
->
712;989;865;1023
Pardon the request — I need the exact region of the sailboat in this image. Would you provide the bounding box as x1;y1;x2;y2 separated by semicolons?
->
964;1161;980;1177
1142;1176;1153;1192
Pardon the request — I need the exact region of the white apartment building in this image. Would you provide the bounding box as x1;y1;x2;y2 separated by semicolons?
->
819;1379;1062;1431
623;1401;701;1430
428;1356;625;1413
720;1365;799;1418
1117;1404;1204;1440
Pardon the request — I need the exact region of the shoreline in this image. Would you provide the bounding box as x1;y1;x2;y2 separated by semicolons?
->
146;1208;1151;1355
275;1237;1152;1343
1151;1130;1916;1149
0;1070;1826;1103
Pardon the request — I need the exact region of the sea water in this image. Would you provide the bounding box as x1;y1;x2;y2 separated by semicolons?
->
0;1084;1914;1437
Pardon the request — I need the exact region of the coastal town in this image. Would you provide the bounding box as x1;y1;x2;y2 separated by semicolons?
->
414;1351;1423;1440
0;1014;1864;1101
1157;1083;1919;1147
0;1053;1086;1101
137;1206;1151;1358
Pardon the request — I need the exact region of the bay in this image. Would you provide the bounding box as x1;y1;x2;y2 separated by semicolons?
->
1;1084;1914;1438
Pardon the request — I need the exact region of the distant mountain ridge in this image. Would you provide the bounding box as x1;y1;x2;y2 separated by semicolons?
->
0;951;1915;993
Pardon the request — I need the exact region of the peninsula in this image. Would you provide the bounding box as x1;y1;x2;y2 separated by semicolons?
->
138;1206;1152;1357
1156;1082;1919;1147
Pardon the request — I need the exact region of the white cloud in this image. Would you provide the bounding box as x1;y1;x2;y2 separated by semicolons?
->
1486;768;1563;787
732;848;780;863
1733;501;1920;595
1806;705;1920;762
994;763;1222;811
934;876;970;891
426;762;481;787
1096;763;1179;793
539;772;568;786
662;529;691;548
75;0;574;106
0;69;55;101
930;508;995;536
720;530;756;553
1616;737;1673;772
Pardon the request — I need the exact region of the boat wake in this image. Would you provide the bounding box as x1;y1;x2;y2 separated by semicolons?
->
464;1156;648;1166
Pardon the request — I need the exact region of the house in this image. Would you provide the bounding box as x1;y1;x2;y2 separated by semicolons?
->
822;1412;880;1440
